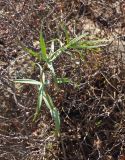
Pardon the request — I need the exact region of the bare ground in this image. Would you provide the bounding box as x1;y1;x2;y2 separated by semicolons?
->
0;0;125;159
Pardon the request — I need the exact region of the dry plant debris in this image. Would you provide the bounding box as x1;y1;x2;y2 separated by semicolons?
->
0;0;125;159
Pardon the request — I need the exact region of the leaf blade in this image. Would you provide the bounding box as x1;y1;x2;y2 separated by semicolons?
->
33;84;44;121
14;79;41;85
40;32;47;61
56;77;71;84
43;93;60;135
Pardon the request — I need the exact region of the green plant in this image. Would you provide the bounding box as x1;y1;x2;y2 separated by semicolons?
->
14;31;108;136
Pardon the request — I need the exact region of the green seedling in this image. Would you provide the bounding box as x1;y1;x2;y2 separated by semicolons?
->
14;30;108;136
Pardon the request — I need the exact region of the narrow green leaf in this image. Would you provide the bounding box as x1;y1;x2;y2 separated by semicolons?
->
70;44;107;49
37;85;44;110
43;93;60;134
14;79;41;85
40;32;47;61
33;85;44;121
51;107;60;134
56;78;70;84
43;93;53;111
78;39;110;44
26;48;40;59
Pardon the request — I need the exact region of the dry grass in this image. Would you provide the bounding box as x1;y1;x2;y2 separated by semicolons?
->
0;0;125;159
